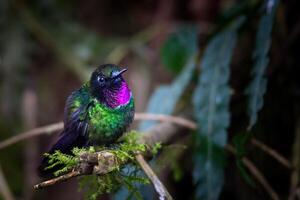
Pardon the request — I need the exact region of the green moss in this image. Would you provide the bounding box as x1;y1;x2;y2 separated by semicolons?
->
79;172;121;200
44;146;97;177
151;142;162;155
111;131;146;162
45;131;153;200
44;151;77;177
78;165;149;200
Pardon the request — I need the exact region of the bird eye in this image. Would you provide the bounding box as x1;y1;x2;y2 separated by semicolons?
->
98;76;105;83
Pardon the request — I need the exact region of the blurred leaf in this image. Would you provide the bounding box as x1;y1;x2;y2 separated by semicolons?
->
0;24;30;121
192;17;244;200
218;0;260;24
50;22;123;64
245;0;279;130
232;133;256;187
0;0;9;26
160;25;198;73
130;26;198;200
113;165;150;200
193;135;227;200
139;56;197;131
232;132;251;157
154;144;187;182
236;159;256;187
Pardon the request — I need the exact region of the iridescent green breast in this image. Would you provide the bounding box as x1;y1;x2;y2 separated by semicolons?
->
88;96;134;144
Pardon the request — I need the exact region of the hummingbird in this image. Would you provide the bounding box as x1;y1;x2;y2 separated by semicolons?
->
40;64;134;176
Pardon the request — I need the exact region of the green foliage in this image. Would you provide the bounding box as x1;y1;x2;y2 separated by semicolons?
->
139;56;197;131
160;25;198;73
79;174;117;200
51;22;122;65
120;169;150;200
44;147;96;176
192;17;244;200
245;0;279;130
77;131;149;200
232;133;256;187
45;131;151;200
236;159;256;187
232;133;249;157
139;25;198;131
151;142;162;155
44;151;77;176
79;166;149;200
111;131;146;162
154;144;186;182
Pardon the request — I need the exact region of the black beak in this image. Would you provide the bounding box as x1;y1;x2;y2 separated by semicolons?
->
112;68;127;79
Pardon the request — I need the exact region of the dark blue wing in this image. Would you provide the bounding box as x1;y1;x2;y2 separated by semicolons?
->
47;107;90;154
50;85;92;154
39;85;92;177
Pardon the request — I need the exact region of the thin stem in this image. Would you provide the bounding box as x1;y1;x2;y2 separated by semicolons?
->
252;139;292;169
0;165;15;200
0;122;63;150
34;170;81;190
0;113;195;150
135;154;173;200
226;145;279;200
134;113;196;129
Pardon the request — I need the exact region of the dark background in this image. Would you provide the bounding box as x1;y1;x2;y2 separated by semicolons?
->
0;0;300;199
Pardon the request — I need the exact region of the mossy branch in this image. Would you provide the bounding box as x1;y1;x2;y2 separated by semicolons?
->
34;150;129;190
34;131;173;199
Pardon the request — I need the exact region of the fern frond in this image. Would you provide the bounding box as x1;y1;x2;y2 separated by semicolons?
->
139;56;197;131
192;17;244;200
246;0;279;130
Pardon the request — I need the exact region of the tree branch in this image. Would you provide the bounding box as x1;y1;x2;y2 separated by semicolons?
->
33;120;182;191
33;171;81;190
0;122;63;150
1;112;292;172
135;154;173;200
34;150;123;189
0;113;193;150
0;112;286;198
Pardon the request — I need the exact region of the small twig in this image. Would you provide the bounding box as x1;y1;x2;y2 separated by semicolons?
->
134;113;196;130
226;145;279;200
135;154;173;200
0;165;15;200
0;122;63;150
289;119;300;200
33;170;81;190
243;157;280;200
251;139;292;169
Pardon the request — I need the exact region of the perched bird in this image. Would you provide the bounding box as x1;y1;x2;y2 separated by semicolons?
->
40;64;134;176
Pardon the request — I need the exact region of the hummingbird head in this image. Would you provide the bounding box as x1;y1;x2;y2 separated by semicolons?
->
90;64;131;108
